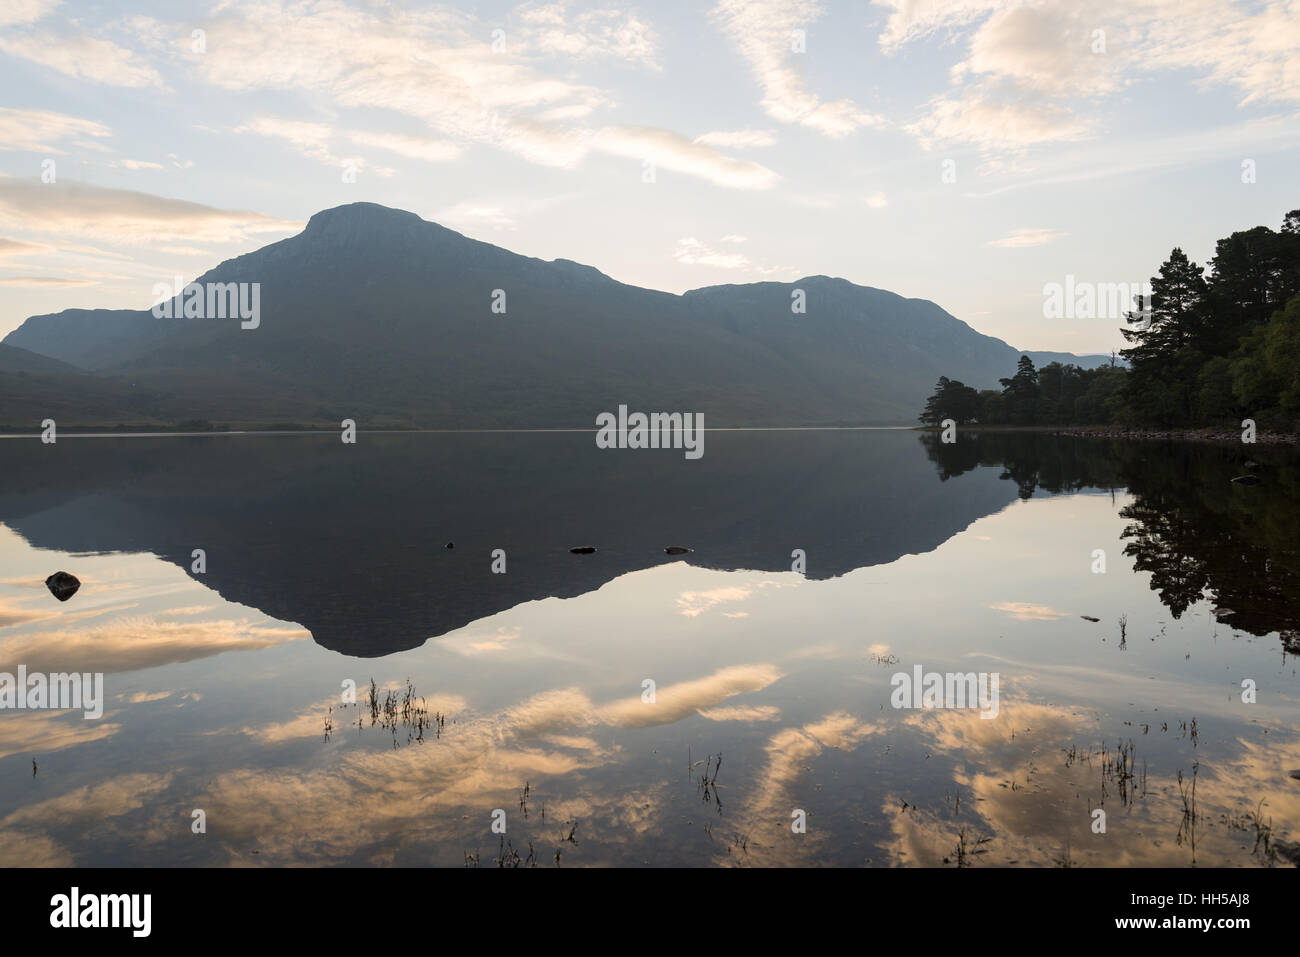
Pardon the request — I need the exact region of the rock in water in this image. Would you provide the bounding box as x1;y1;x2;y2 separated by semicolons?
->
1080;615;1100;622
664;546;693;555
445;541;455;549
1230;474;1260;485
45;571;80;602
569;546;597;554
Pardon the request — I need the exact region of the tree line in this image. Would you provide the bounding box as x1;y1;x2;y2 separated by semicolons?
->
921;207;1300;428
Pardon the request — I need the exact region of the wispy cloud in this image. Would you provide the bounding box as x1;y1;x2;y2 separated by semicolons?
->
0;3;163;88
987;601;1071;621
711;0;880;137
593;125;779;189
0;177;302;246
887;0;1300;161
0;276;99;286
694;129;778;149
173;0;772;189
0;107;111;154
985;227;1067;248
673;237;751;269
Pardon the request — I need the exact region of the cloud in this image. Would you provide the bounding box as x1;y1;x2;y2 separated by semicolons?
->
698;704;782;721
0;615;309;673
0;23;163;88
711;0;880;137
884;699;1300;867
121;690;172;703
519;2;660;68
598;663;784;727
716;710;882;864
235;116;454;173
236;116;353;167
184;0;774;188
908;82;1090;154
956;3;1127;97
676;584;754;614
987;601;1071;620
0;0;61;29
0;276;98;286
0;238;50;258
152;245;211;256
0;107;111;154
190;1;602;165
591;125;780;189
694;129;778;149
345;130;461;162
445;624;525;652
1;773;173;829
864;191;889;208
673;237;752;269
0;710;120;761
0;177;302;246
985;227;1067;248
962;114;1300;197
885;0;1300;160
673;237;796;276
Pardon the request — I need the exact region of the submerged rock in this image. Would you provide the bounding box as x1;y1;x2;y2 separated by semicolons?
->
569;546;597;554
664;546;693;555
1230;474;1260;485
45;571;80;602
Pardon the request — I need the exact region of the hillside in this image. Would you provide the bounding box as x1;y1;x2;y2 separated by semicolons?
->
1;203;1109;429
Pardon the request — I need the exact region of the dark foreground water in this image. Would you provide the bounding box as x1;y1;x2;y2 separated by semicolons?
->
0;429;1296;866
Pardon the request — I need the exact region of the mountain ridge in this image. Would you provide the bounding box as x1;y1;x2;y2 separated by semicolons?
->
1;202;1111;428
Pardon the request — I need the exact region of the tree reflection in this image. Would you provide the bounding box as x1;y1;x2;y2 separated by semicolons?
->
922;431;1300;653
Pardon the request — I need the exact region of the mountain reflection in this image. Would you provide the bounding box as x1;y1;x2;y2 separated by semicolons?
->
0;430;1018;657
3;431;1299;657
2;430;1298;867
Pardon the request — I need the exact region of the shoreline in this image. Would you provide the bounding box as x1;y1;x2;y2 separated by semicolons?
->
915;424;1300;444
1053;427;1299;444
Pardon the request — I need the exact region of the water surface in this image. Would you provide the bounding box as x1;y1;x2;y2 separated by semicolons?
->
0;430;1296;866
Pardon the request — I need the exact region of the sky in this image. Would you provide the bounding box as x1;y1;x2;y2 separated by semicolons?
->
1;0;1298;354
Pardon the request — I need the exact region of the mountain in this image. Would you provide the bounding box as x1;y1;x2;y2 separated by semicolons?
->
0;429;1027;656
1;202;1111;428
0;342;82;375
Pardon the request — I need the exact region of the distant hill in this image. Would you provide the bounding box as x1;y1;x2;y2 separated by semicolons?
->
0;342;82;375
1;202;1112;428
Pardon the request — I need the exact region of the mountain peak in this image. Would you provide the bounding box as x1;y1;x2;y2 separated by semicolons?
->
304;202;425;231
295;202;467;258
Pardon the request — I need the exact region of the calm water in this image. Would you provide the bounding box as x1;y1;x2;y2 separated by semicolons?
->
0;430;1296;867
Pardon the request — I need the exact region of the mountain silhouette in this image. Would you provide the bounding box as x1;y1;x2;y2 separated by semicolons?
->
1;202;1107;428
0;430;1021;657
